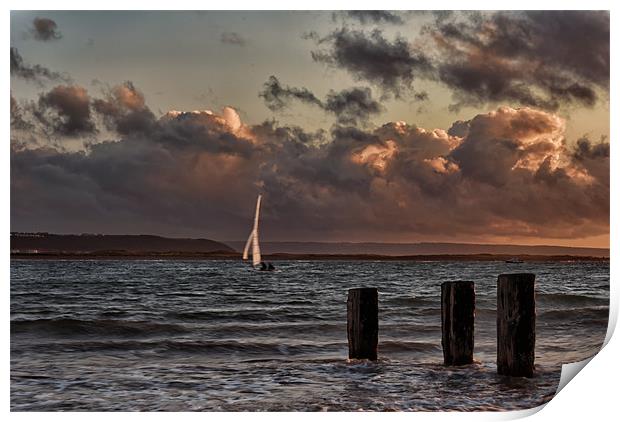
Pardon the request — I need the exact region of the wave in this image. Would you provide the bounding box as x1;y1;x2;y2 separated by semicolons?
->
380;340;440;353
386;296;437;307
165;307;329;322
467;304;608;323
536;293;608;307
538;306;609;322
11;318;188;337
16;336;441;357
19;338;347;356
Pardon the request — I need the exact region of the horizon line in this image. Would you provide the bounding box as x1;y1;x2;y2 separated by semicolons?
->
10;231;610;250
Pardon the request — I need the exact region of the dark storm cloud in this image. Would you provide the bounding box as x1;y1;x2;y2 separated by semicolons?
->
30;17;62;41
447;120;469;137
220;32;246;46
93;81;156;135
310;11;608;110
427;10;609;110
259;76;322;111
261;107;607;240
10;85;610;241
323;87;384;125
10;48;68;85
35;85;96;136
13;79;254;158
155;110;256;157
571;137;610;187
11;105;263;237
342;11;404;25
309;28;433;98
259;76;383;125
574;137;610;161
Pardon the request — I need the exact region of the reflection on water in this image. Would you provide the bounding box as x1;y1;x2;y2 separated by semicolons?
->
11;259;608;411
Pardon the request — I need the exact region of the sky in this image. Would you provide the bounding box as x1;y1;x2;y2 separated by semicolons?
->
10;10;610;247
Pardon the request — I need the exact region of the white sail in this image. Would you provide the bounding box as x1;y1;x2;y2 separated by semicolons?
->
252;229;261;267
252;195;262;266
242;195;262;267
242;231;252;260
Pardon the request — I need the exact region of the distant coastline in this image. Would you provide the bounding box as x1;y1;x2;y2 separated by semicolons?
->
10;232;609;261
10;251;608;262
226;240;610;258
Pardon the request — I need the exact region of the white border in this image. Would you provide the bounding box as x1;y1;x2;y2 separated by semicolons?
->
4;1;617;420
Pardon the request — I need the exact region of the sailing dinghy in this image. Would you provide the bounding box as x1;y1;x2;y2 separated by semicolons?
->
242;195;274;270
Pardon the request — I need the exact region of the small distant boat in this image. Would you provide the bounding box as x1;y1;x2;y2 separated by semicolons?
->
505;257;524;264
242;194;275;271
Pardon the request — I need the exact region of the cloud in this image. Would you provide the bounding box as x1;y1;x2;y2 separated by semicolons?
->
259;75;322;111
30;17;62;41
11;106;263;237
11;94;32;130
93;81;156;135
220;32;246;46
341;11;404;25
426;11;609;110
10;48;68;85
10;84;609;242
34;85;96;136
309;28;433;98
571;137;609;187
448;107;565;185
309;11;608;110
259;75;383;125
156;107;256;156
323;87;384;125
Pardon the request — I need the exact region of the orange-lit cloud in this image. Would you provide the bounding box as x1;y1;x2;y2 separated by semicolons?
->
10;81;609;245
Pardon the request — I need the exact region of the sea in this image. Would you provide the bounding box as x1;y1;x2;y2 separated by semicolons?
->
10;259;609;411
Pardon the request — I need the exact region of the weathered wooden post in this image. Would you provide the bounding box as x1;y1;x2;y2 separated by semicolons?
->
347;287;378;360
441;281;475;365
497;273;536;377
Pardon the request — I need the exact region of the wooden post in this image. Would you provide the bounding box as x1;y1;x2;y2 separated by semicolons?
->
497;273;536;377
347;288;378;360
441;281;475;365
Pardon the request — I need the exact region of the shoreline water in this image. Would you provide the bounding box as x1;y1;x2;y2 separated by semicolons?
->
11;259;609;411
